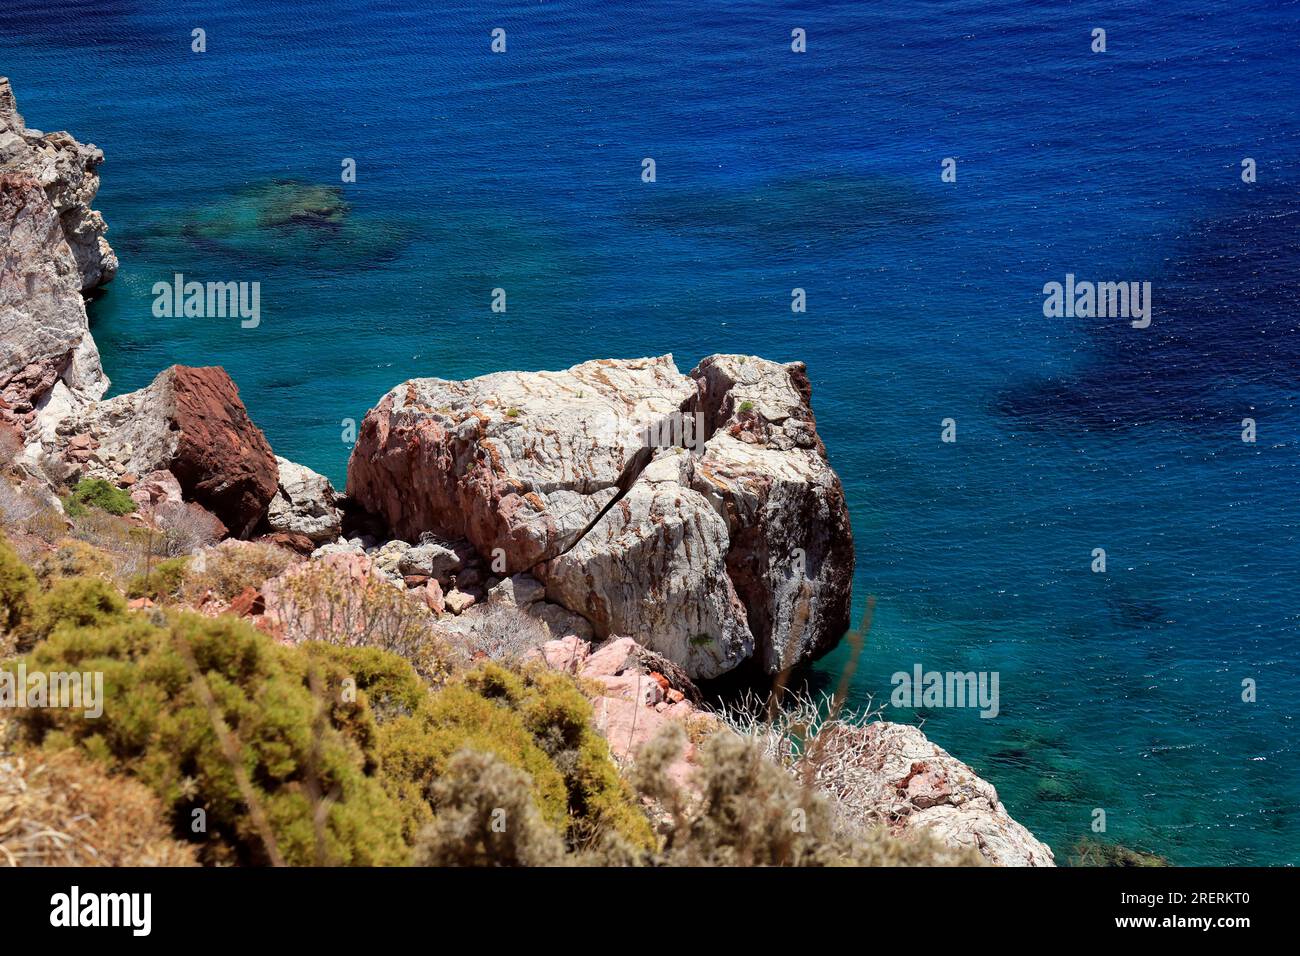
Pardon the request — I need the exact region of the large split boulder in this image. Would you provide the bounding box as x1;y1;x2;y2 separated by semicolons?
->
50;366;279;536
348;354;854;680
685;355;855;672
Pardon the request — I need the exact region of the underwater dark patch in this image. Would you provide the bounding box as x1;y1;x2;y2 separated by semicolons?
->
0;0;158;53
1000;184;1300;432
135;179;414;275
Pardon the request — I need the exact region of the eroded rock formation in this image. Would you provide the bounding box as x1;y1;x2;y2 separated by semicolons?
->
0;79;116;448
0;78;117;293
347;354;854;680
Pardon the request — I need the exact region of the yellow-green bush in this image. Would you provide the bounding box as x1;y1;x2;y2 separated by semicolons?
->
125;557;191;602
0;534;37;647
181;541;295;602
380;662;654;853
34;539;114;585
10;603;410;866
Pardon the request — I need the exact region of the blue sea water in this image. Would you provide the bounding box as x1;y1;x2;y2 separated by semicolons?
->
3;0;1298;864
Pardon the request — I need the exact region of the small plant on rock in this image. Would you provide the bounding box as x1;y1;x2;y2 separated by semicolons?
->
64;478;137;518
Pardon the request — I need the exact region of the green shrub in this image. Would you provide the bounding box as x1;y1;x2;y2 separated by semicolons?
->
11;608;410;866
64;479;137;517
34;539;114;585
0;534;37;648
380;662;654;853
125;557;191;602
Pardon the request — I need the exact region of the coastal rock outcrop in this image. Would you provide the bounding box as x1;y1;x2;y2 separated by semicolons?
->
348;355;854;680
49;366;279;536
1;79;116;448
685;355;855;672
0;78;117;292
816;721;1056;866
0;173;107;439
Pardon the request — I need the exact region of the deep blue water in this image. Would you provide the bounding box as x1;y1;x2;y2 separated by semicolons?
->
3;0;1297;864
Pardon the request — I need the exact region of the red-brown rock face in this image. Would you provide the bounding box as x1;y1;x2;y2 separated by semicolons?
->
53;365;278;537
166;367;280;536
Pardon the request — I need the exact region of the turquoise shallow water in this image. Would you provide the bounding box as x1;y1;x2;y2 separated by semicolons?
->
2;0;1298;863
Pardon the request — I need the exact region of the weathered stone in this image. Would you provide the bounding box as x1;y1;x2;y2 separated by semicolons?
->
444;588;476;615
347;355;692;562
536;452;753;678
0;173;106;439
487;572;547;608
523;598;594;642
685;355;855;672
0;78;117;292
128;470;183;511
814;721;1055;867
266;456;342;543
348;354;853;680
397;539;461;581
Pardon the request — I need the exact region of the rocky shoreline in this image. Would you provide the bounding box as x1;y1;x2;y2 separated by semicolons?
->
0;78;1053;865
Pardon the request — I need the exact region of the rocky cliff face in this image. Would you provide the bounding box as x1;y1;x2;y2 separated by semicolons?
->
0;79;116;446
0;173;108;439
347;354;855;680
0;78;117;293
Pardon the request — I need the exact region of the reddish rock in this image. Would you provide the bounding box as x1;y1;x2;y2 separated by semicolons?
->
165;367;278;537
420;579;445;615
898;760;953;810
228;586;265;618
59;366;278;538
130;470;182;511
527;634;589;672
582;637;640;678
256;531;315;555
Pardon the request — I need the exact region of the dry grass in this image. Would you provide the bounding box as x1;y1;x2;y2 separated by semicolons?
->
0;744;197;867
269;558;455;684
446;601;550;664
182;540;297;602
